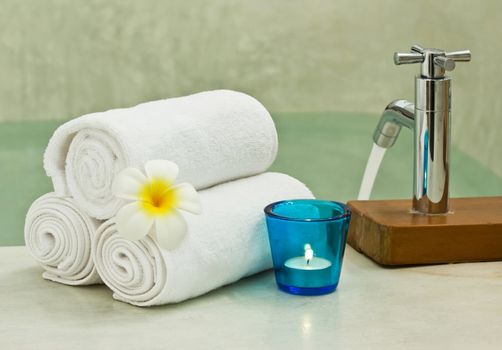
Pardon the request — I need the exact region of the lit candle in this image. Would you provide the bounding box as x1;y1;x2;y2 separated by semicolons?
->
283;244;332;288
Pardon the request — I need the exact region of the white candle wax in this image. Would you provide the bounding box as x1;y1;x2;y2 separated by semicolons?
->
282;255;333;289
284;256;332;270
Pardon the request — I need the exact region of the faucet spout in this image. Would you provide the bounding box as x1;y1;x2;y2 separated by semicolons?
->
373;100;415;148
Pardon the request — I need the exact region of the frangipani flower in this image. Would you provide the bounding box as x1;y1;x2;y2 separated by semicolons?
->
112;159;202;250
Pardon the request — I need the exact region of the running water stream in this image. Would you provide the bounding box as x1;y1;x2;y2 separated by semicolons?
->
357;143;387;200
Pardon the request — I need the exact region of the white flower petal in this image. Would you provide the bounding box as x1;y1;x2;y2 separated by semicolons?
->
144;159;179;183
112;167;147;200
154;210;187;250
115;202;154;240
173;183;202;214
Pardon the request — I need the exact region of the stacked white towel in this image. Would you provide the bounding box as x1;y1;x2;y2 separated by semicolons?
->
44;90;278;219
25;89;313;306
24;193;101;285
94;173;313;306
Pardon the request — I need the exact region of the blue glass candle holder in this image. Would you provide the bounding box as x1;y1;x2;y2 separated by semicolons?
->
264;199;351;296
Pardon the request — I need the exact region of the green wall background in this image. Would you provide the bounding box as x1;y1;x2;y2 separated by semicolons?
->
1;0;501;175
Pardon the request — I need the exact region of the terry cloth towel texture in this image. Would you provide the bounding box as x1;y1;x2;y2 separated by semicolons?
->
24;193;102;285
93;173;313;307
44;90;278;219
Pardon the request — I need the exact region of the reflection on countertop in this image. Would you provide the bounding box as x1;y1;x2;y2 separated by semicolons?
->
2;245;502;349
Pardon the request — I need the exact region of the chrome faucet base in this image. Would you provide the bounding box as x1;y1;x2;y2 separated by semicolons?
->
413;75;451;214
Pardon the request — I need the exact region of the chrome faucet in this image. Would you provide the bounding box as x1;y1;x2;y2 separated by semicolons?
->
373;45;471;215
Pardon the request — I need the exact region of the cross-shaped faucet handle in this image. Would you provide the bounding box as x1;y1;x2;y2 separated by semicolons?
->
393;44;471;78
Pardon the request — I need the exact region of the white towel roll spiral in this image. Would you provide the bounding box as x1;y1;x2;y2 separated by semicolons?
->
24;193;102;285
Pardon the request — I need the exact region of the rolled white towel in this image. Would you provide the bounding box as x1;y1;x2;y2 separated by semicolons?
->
93;172;313;306
44;90;278;219
24;193;102;285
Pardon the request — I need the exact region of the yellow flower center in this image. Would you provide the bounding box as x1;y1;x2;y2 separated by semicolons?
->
138;178;178;216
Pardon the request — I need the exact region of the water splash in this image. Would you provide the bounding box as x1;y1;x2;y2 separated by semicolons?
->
357;143;387;200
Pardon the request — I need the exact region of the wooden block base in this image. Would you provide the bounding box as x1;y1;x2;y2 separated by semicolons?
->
347;197;502;266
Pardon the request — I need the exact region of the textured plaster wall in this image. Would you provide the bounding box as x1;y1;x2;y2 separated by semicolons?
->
0;0;501;175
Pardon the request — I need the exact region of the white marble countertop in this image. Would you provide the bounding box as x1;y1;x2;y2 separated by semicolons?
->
1;245;502;350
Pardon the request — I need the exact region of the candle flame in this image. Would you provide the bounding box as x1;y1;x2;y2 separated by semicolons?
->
304;244;314;264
